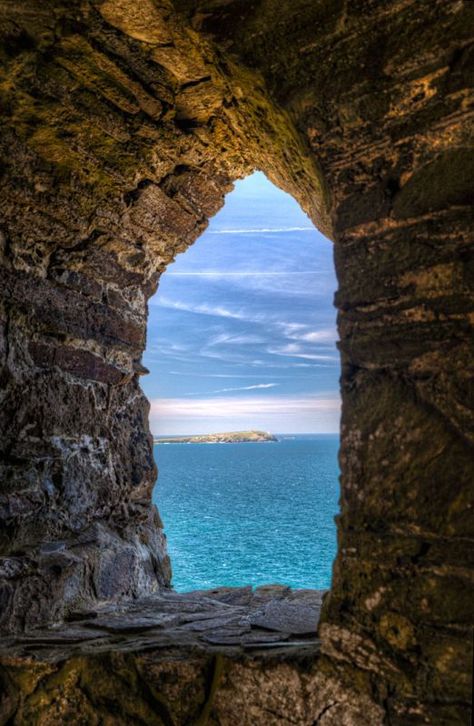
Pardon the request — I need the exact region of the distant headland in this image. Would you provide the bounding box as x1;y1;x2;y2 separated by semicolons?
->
153;430;278;444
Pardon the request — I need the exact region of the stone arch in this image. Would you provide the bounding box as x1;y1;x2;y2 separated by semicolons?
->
0;0;472;721
0;0;332;632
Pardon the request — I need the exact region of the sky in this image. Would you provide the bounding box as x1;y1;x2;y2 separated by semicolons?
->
142;172;341;434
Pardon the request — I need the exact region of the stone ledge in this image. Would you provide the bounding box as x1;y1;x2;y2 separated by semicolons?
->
0;587;324;725
0;586;323;662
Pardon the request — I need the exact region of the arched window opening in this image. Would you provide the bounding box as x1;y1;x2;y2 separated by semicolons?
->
142;172;340;592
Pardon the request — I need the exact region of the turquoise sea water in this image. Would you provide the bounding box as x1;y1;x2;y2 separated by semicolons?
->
152;434;340;591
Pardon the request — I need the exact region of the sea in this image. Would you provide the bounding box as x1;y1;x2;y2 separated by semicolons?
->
152;434;339;592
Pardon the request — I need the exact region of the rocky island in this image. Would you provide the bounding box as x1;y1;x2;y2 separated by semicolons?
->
154;430;278;444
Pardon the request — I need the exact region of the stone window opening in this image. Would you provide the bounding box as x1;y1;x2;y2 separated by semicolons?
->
143;171;341;594
0;0;472;721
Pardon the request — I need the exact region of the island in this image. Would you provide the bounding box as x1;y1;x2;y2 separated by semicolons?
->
153;430;278;444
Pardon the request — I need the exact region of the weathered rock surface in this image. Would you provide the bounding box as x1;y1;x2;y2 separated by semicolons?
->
0;587;326;724
0;0;473;722
1;586;323;658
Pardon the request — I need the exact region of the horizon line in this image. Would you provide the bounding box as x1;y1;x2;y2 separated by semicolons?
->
166;271;324;276
152;431;340;436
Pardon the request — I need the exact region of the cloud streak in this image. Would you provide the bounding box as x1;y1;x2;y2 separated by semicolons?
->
167;271;324;276
150;394;340;419
169;371;282;379
208;226;314;234
267;343;337;362
155;296;267;323
185;383;278;396
278;323;337;344
207;332;265;346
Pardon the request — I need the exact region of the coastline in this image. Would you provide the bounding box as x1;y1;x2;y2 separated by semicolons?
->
153;430;278;445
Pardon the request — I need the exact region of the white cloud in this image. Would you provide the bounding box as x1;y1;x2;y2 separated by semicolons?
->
300;330;336;343
185;383;278;396
147;342;189;353
267;343;337;362
149;394;341;435
154;296;268;324
248;359;335;369
150;394;339;418
169;371;282;379
208;227;314;234
155;296;242;319
278;323;337;344
276;343;299;354
167;271;324;277
278;323;307;336
207;332;265;346
195;348;253;365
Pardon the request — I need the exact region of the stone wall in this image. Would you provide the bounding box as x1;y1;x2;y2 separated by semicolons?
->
195;1;473;720
0;0;322;631
0;0;472;721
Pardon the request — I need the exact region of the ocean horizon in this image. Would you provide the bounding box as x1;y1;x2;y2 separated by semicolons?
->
152;433;340;592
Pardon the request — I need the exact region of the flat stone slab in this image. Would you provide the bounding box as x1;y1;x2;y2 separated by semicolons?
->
0;586;325;663
248;591;324;634
0;588;327;726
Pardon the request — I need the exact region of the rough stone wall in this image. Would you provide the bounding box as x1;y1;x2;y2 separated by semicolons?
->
0;0;473;721
0;0;325;630
0;651;378;726
182;1;474;721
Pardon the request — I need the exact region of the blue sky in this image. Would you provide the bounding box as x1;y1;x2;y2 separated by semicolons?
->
142;172;341;434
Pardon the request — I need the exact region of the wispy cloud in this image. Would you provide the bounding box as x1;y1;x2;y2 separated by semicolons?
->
278;323;337;344
150;394;340;419
300;330;337;343
207;332;265;346
185;383;278;396
169;371;282;379
155;296;267;324
195;348;255;365
268;343;337;362
208;227;314;234
278;323;306;336
167;271;324;277
149;394;341;435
